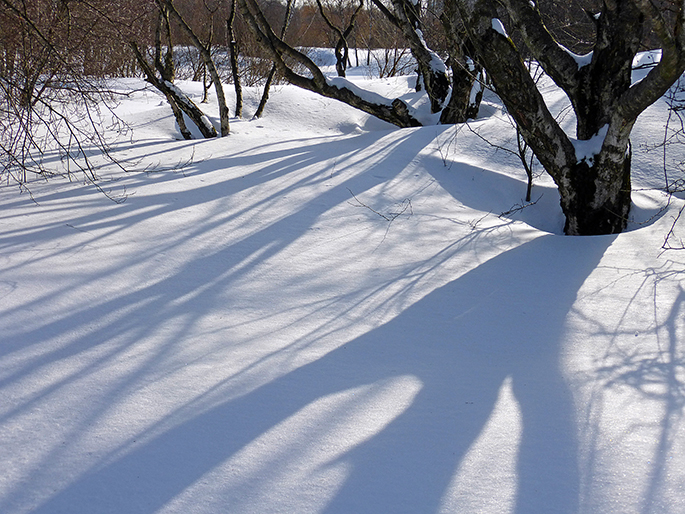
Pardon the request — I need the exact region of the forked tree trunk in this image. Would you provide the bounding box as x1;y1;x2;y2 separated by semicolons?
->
130;43;218;139
333;37;349;77
315;0;362;78
454;0;685;235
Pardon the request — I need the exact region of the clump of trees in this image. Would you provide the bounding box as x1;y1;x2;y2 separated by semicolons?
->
2;0;685;236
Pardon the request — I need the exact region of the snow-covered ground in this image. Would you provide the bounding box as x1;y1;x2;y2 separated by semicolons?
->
1;56;684;514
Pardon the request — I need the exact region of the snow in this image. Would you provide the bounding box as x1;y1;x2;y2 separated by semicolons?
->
634;50;662;69
1;56;685;514
572;124;608;165
469;72;483;105
429;51;448;75
326;76;394;107
558;45;593;70
411;27;448;78
633;50;663;85
492;18;509;38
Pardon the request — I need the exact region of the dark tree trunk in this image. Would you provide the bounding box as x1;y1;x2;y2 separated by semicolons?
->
439;2;482;123
334;39;349;77
227;0;243;118
238;0;422;128
454;0;685;235
559;146;633;235
159;0;230;136
254;66;277;119
440;65;482;124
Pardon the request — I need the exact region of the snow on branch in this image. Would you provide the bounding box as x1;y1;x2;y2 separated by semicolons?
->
326;77;395;107
557;44;593;70
491;19;509;38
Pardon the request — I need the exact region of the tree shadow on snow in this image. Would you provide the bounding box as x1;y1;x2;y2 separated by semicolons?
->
26;233;614;514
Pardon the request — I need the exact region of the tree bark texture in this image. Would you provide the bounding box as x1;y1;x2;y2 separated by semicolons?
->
454;0;685;235
238;0;421;128
440;1;482;123
130;43;217;139
227;0;243;118
158;0;230;136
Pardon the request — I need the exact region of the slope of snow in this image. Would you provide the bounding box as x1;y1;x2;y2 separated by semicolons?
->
1;61;684;514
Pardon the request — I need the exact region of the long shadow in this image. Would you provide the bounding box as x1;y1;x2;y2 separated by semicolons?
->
0;126;440;512
26;234;613;514
0;129;414;266
0;128;425;361
0;131;441;487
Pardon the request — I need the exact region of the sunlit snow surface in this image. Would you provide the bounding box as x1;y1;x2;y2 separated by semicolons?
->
1;52;684;514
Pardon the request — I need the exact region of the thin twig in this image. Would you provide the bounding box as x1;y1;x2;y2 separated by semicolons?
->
499;194;542;218
661;203;685;252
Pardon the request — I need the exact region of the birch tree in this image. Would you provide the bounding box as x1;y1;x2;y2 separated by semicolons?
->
453;0;685;235
238;0;422;127
157;0;231;136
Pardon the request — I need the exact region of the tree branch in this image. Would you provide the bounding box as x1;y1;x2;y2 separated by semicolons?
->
500;0;580;93
238;0;422;127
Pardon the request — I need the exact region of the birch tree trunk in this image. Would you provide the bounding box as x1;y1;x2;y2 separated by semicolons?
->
227;0;243;118
238;0;422;128
454;0;685;235
158;0;230;136
130;43;218;139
